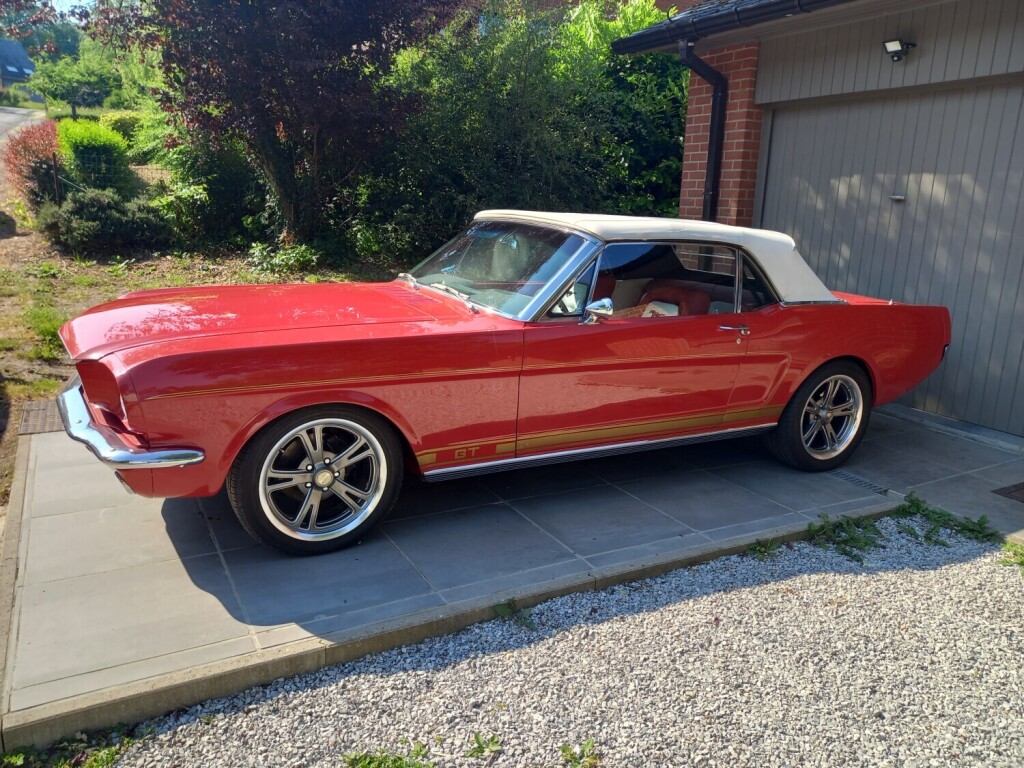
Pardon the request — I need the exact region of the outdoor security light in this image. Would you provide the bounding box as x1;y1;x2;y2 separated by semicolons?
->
883;38;916;62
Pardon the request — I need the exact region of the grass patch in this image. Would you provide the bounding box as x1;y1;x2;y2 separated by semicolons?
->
22;301;67;362
2;378;62;401
0;728;133;768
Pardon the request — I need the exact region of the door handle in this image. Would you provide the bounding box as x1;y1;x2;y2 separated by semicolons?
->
719;324;750;336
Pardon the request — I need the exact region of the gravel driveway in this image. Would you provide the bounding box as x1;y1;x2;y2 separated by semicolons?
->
119;515;1023;768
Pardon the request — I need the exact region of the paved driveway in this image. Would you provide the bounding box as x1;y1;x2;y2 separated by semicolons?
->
1;407;1022;748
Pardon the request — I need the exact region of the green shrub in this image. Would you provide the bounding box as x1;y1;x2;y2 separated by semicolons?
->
98;111;144;146
56;119;131;195
163;140;265;241
38;189;171;254
247;242;320;275
354;0;686;263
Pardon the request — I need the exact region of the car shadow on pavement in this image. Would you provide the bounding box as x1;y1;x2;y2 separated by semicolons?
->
160;423;1017;647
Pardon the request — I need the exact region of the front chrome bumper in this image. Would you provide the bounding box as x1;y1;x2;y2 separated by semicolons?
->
57;376;205;470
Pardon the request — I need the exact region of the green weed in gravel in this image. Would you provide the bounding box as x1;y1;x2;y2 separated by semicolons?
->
560;739;600;767
1002;541;1024;573
891;493;1002;545
465;732;501;759
746;538;781;560
807;513;887;563
494;598;536;630
0;728;132;768
809;494;1003;562
345;741;433;768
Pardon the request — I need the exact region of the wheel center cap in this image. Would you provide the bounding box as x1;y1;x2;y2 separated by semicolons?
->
314;469;335;488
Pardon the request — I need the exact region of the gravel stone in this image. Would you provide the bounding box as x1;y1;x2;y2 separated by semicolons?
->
117;516;1024;767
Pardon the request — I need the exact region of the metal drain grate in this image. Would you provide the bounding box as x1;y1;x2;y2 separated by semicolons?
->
993;482;1024;505
826;469;889;495
19;400;63;435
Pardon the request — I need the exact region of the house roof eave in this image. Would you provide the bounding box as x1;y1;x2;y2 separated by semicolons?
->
611;0;860;55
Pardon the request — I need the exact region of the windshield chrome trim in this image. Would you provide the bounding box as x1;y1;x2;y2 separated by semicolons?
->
516;234;603;322
422;423;776;481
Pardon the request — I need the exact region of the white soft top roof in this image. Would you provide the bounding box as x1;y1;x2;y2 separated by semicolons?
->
475;210;838;304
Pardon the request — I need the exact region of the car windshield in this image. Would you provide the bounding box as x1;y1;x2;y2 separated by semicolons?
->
409;221;586;317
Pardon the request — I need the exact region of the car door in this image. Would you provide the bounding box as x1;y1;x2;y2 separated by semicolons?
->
515;241;754;459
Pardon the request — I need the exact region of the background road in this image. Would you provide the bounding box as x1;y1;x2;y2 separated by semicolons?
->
0;107;43;141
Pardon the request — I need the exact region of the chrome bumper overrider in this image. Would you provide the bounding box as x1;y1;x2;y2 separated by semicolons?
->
57;376;205;470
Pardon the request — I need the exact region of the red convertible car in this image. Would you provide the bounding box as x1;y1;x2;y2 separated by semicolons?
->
58;211;951;555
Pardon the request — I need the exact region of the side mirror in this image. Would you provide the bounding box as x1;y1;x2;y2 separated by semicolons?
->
581;297;613;325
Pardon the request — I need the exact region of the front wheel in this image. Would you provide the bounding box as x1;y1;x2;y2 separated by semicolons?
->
765;362;872;471
227;406;403;555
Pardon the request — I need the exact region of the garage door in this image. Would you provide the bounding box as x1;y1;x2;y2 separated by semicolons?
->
758;79;1024;436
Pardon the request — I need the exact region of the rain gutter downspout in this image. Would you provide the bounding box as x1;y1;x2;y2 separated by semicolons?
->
679;41;727;222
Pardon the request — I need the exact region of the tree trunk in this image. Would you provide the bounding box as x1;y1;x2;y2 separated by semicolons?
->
251;132;307;243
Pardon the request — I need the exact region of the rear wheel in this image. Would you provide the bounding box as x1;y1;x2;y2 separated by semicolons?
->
766;361;872;471
227;406;403;555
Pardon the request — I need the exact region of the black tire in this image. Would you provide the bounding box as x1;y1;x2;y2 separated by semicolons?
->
227;405;404;556
765;361;873;472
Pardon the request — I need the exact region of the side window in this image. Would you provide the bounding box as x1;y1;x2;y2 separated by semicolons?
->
670;244;739;315
589;241;738;318
740;259;778;312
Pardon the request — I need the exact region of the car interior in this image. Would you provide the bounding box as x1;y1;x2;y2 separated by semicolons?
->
549;241;777;319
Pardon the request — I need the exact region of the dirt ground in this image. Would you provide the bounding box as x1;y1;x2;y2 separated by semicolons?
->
0;225;393;529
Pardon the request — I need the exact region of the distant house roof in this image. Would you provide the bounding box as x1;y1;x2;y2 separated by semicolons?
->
612;0;858;55
0;39;35;82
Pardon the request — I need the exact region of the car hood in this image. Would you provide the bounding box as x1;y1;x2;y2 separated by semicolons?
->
60;281;457;360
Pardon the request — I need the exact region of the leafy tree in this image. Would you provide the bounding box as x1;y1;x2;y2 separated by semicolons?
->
30;37;120;118
91;0;464;242
353;0;686;259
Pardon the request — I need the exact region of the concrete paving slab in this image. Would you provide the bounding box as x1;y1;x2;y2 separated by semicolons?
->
382;504;576;591
971;457;1024;488
844;439;958;491
883;429;1020;473
24;499;214;583
512;485;692;555
480;463;606;500
584;447;698;484
617;469;792;528
12;555;249;689
221;531;433;627
2;409;1022;749
710;460;875;512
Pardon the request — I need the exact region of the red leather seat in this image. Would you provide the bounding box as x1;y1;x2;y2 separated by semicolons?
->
639;279;711;316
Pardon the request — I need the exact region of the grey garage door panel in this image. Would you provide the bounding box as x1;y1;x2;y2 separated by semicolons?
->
758;81;1024;436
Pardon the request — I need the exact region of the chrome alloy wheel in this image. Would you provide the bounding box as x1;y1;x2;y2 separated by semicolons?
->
257;418;388;541
800;374;864;460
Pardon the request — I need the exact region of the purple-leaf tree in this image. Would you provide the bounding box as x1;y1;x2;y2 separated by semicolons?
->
90;0;463;241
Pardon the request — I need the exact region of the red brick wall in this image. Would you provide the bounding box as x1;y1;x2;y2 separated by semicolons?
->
679;43;763;226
